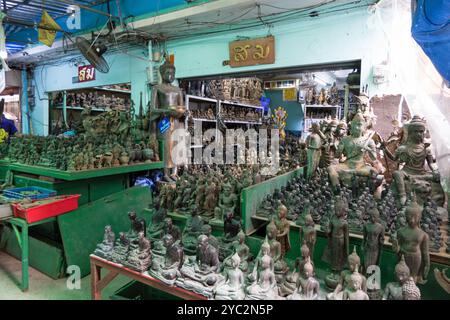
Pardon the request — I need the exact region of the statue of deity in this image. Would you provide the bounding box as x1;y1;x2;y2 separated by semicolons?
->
214;253;245;300
383;255;421;300
362;207;385;272
150;234;184;285
275;205;291;257
213;183;237;223
392;200;430;284
245;252;279;300
306;122;327;180
124;231;152;273
342;269;369;300
381;115;444;206
279;242;311;297
93;225;115;260
288;256;320;300
322;197;350;290
223;231;250;273
149;59;187;182
176;234;221;298
327;247;367;299
300;214;317;260
181;208;203;250
127;211;146;245
327;111;378;193
266;220;289;283
111;232;130;264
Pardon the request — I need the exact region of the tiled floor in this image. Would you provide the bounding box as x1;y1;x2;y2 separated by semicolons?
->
0;251;131;300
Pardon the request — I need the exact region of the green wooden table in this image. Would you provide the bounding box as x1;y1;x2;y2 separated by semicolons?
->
1;216;57;292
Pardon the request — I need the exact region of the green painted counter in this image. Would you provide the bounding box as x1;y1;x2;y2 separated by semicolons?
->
8;162;164;181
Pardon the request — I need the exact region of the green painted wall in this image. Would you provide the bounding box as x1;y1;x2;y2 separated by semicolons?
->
167;5;388;96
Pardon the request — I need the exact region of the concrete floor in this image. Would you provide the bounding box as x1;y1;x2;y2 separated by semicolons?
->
0;251;132;300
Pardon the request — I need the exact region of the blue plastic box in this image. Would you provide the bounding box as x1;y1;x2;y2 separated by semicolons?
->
3;186;57;200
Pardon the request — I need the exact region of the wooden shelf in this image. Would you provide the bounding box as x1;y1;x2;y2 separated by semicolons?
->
90;255;206;300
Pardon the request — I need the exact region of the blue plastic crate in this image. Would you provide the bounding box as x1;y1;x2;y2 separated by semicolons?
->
3;186;57;200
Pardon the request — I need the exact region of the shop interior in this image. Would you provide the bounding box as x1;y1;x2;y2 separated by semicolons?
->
0;0;448;302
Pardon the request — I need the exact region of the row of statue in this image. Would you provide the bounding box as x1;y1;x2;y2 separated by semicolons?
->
256;171;446;253
52;91;131;111
180;78;263;106
6;134;158;171
157;165;257;223
4;92;160;171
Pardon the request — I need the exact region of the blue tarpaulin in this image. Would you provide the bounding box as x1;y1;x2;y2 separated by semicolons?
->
411;0;450;82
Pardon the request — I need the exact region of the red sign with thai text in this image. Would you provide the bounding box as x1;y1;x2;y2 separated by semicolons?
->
78;65;96;82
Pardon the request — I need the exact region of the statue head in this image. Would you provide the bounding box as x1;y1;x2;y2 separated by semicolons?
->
405;200;422;228
348;246;361;272
105;225;112;233
238;230;245;244
138;231;145;240
368;207;380;223
230;252;241;269
278;205;288;219
162;234;174;248
406;115;426;144
303;256;314;278
310;122;320;133
128;211;137;220
197;234;209;249
266;220;278;240
164;217;173;229
328;119;339;133
261;254;272;270
305;214;314;226
395;255;411;283
350;111;366;137
160;60;176;84
201;224;212;237
334;197;348;218
261;239;270;255
301;241;310;258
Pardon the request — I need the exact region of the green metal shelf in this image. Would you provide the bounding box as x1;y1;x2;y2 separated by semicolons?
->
8;162;164;181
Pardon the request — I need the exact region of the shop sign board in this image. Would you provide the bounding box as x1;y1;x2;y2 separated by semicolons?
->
78;65;96;82
229;36;275;68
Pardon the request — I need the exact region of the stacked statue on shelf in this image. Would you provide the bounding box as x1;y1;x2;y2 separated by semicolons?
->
93;225;115;260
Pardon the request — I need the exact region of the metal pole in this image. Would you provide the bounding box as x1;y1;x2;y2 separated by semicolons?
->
57;0;119;19
21;68;30;134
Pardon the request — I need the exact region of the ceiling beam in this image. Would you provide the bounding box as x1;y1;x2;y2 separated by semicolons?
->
127;0;255;30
